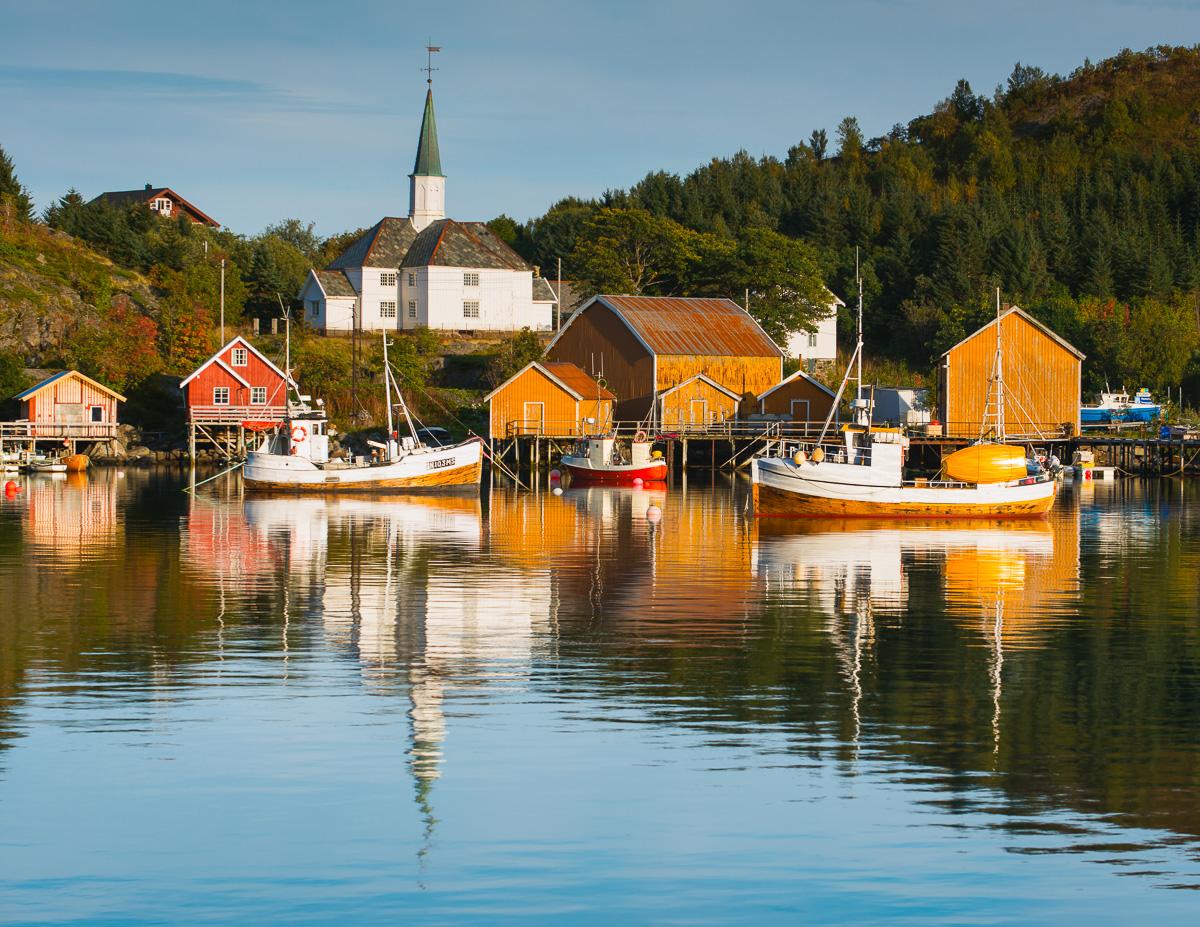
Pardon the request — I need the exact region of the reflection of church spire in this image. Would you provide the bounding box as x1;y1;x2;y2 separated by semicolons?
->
408;664;445;866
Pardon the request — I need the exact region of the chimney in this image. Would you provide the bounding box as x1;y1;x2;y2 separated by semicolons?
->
145;183;152;190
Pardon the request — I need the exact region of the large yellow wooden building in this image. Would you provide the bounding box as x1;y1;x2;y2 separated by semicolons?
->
544;295;784;422
938;306;1084;440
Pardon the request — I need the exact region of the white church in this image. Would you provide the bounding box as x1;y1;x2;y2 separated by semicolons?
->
300;86;556;334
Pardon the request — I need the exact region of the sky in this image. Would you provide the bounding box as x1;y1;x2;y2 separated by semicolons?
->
4;1;1200;238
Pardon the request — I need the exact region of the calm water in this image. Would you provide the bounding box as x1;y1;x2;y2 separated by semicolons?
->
1;469;1199;924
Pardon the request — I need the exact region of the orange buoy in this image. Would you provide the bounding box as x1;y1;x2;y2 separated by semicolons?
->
943;444;1028;484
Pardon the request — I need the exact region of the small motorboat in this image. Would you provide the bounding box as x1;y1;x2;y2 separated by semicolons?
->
559;432;668;483
27;458;68;473
63;454;90;472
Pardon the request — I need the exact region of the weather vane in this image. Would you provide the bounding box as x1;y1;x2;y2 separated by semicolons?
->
423;40;440;85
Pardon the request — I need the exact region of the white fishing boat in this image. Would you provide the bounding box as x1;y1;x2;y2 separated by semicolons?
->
243;329;481;494
752;285;1056;519
559;432;667;483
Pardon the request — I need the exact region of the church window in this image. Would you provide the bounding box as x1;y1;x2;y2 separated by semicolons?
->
463;301;480;319
380;301;396;318
408;300;417;318
463;272;479;287
380;272;397;286
232;348;247;366
408;272;417;286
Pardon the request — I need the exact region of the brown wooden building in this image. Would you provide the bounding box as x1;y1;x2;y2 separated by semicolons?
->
939;306;1083;440
485;361;615;438
658;375;741;429
544;295;783;422
758;369;837;423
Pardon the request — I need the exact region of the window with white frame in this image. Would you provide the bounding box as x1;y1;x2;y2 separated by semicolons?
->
408;272;417;286
152;197;172;215
251;387;267;404
463;300;480;319
380;301;396;318
308;300;320;319
232;347;248;366
380;272;396;286
807;332;818;348
463;272;479;287
213;387;230;405
408;300;417;318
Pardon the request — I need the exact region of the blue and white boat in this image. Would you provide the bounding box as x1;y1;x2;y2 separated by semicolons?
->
1080;388;1160;426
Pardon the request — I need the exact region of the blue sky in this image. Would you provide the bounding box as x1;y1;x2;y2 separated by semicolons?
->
4;1;1200;237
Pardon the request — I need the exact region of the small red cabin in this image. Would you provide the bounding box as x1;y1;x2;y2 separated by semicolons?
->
180;337;291;424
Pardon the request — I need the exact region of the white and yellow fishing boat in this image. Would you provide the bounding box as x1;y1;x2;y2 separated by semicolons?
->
752;287;1056;519
243;330;482;494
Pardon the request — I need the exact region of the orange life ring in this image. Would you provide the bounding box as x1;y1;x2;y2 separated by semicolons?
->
634;430;648;443
291;424;307;442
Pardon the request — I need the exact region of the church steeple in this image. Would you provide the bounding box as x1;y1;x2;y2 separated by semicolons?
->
412;90;443;178
409;50;446;231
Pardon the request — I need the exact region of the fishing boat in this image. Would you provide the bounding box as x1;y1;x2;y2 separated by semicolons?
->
1080;387;1160;425
243;330;481;494
752;285;1056;518
559;432;667;483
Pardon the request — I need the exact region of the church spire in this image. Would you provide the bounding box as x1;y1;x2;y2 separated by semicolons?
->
408;55;446;231
411;89;443;178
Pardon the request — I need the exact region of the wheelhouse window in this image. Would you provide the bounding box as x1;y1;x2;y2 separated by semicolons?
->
213;387;230;405
380;301;396;318
463;300;480;319
251;387;267;404
463;272;479;287
380;272;396;286
232;347;248;366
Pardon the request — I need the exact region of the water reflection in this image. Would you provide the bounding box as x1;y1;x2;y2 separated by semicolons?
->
3;472;1200;918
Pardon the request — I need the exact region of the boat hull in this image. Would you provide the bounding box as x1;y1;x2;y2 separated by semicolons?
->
560;458;667;483
63;454;89;472
752;457;1055;518
244;441;482;493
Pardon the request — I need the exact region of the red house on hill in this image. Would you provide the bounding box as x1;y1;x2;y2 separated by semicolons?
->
181;337;292;424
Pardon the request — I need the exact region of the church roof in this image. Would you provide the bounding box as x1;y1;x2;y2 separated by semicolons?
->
411;89;444;177
401;219;532;271
532;278;557;302
312;270;357;298
325;217;418;270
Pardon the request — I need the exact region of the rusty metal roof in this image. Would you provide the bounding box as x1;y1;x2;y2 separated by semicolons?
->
574;295;783;358
540;362;617;401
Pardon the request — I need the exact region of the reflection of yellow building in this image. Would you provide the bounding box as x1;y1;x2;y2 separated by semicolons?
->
487;481;757;636
19;470;120;552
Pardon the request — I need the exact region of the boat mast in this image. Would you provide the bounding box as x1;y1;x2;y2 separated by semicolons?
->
381;331;396;458
981;288;1006;443
995;288;1005;442
381;331;420;446
816;252;866;443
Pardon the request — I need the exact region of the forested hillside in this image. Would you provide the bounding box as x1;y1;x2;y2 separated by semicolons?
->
499;45;1200;396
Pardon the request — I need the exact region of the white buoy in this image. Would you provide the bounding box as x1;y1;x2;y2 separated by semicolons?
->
646;504;662;523
117;471;125;478
552;486;563;496
549;468;561;481
632;477;643;487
